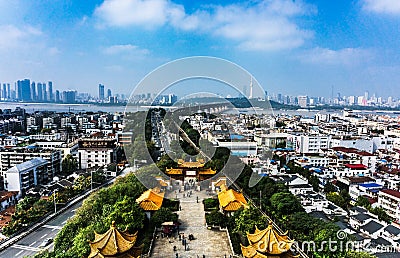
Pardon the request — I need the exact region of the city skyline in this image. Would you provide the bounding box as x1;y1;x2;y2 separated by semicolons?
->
0;0;400;98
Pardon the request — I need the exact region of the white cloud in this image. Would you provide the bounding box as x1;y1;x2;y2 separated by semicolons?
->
94;0;184;28
94;0;315;51
299;47;373;66
362;0;400;15
0;25;42;50
103;44;149;55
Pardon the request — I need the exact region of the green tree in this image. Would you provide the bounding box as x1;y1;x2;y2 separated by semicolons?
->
62;154;77;174
234;206;268;234
355;196;371;208
205;210;226;227
324;180;336;193
270;192;304;217
106;196;145;232
151;207;178;227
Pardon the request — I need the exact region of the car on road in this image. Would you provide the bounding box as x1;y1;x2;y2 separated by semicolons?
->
39;238;53;248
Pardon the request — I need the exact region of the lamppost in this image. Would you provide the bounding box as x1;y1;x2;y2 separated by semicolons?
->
53;189;57;213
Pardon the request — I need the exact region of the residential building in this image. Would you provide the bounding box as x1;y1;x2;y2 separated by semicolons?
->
4;158;48;196
378;189;400;222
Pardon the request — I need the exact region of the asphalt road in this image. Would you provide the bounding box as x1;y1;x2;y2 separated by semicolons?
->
0;200;83;258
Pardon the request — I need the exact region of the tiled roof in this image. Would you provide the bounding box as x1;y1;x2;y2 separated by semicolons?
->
241;221;296;257
384;225;400;236
165;168;183;175
381;189;400;199
218;188;247;212
136;189;164;211
7;157;48;173
360;220;384;235
89;221;142;258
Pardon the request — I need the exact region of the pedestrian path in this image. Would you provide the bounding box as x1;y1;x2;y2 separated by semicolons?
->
151;190;233;258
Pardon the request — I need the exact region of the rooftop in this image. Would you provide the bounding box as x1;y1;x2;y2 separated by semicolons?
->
381;189;400;199
7;157;48;173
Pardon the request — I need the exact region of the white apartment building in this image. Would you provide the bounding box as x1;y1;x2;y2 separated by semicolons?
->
294;156;330;168
215;139;257;156
289;135;330;154
330;138;373;153
254;133;288;148
378;189;400;222
4;158;48;197
78;138;116;169
0;148;62;179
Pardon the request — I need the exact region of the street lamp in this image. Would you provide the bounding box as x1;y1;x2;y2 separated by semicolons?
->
53;189;57;214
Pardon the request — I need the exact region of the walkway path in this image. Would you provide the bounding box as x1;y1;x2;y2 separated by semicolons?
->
151;190;233;258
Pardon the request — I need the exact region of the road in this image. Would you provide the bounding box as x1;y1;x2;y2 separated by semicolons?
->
0;200;82;258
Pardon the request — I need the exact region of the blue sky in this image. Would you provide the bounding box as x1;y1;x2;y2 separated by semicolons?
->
0;0;400;98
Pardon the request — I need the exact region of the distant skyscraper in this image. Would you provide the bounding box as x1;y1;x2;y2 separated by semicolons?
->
42;82;47;101
2;84;6;100
48;81;53;101
55;90;60;102
37;83;43;101
17;79;31;101
99;84;105;100
31;82;36;101
107;88;112;99
7;84;10;99
62;90;76;103
298;95;308;108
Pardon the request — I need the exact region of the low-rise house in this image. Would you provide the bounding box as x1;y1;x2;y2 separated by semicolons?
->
0;191;18;211
360;220;386;238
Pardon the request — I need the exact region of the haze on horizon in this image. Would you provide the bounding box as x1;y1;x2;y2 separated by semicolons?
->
0;0;399;99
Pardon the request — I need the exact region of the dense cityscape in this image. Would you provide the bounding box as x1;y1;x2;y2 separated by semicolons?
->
1;79;399;109
2;0;400;258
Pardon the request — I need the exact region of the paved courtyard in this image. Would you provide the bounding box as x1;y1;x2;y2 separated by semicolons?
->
151;189;233;258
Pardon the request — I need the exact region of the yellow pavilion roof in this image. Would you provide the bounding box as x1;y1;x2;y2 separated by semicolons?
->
199;168;217;175
177;159;205;168
136;189;164;211
89;221;142;258
166;168;183;175
218;188;248;212
241;221;298;258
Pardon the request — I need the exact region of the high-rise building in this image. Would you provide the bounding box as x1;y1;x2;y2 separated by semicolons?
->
31;82;36;101
48;81;53;101
62;90;76;103
37;83;43;101
55;90;60;102
2;84;6;100
298;95;308;108
42;82;47;101
7;84;10;99
17;79;31;101
107;89;112;99
99;84;105;100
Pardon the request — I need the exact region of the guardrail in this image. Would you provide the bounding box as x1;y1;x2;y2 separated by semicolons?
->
0;176;115;253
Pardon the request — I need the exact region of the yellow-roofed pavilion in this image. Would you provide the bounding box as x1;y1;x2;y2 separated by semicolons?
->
136;188;164;211
165;159;216;181
218;186;248;214
241;221;298;258
88;221;142;258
